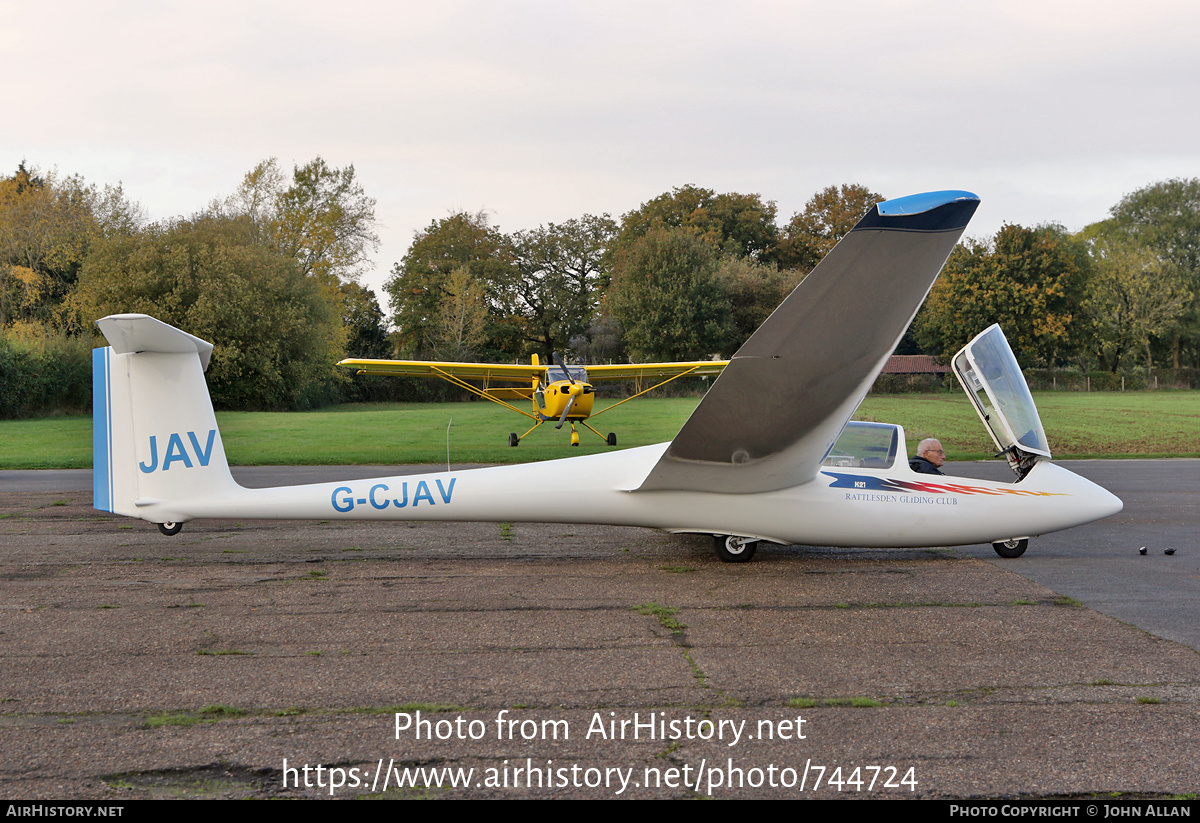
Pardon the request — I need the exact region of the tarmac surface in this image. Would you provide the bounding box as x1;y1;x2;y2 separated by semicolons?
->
1;460;1197;799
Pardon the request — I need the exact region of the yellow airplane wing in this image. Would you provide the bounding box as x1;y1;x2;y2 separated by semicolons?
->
338;356;731;430
339;358;728;382
338;359;547;383
584;361;728;381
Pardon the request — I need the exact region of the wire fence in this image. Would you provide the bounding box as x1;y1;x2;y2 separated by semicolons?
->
867;368;1200;394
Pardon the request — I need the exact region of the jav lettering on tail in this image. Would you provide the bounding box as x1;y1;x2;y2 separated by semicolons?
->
140;430;217;473
332;479;456;513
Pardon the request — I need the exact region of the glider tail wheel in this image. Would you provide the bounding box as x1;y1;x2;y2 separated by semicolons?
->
992;538;1028;558
158;522;182;536
508;432;519;447
714;534;758;563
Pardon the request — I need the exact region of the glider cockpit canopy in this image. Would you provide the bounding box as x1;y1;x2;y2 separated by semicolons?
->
952;324;1050;479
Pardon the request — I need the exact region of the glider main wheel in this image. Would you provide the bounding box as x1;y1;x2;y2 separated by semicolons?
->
714;534;758;563
992;538;1028;558
508;433;519;447
157;522;182;536
606;432;617;446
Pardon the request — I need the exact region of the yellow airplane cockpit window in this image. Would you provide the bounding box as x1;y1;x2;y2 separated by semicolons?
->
547;365;588;383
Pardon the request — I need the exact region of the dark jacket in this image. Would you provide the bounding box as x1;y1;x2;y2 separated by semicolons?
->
909;456;945;475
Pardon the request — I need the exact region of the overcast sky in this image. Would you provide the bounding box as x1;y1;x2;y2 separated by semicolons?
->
3;0;1197;299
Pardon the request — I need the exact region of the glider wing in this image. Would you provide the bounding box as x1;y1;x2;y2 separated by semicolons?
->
636;190;980;494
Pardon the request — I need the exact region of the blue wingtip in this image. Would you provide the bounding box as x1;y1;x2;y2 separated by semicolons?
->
877;190;979;216
853;189;980;233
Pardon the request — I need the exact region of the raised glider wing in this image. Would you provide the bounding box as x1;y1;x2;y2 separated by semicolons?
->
91;190;1122;562
337;354;727;446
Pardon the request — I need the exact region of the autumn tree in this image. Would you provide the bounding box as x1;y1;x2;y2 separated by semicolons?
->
217;157;379;287
0;163;142;329
915;223;1088;366
1079;233;1192;372
775;183;885;273
384;211;514;354
501;214;617;357
612;185;779;262
429;267;491;361
70;215;345;409
605;227;735;362
1094;178;1200;366
713;256;804;347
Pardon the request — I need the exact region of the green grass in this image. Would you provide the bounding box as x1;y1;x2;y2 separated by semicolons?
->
346;703;469;715
144;704;245;728
822;697;884;707
788;696;883;708
856;391;1200;460
633;602;686;634
0;415;97;469
4;391;1200;469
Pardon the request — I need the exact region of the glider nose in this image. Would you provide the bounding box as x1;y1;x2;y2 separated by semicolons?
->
1090;481;1124;520
1063;466;1123;524
1025;462;1123;533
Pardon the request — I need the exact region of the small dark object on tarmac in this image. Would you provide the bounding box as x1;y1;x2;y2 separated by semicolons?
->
1139;546;1147;555
1165;547;1176;555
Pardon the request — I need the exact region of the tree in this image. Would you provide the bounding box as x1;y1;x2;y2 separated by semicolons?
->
605;227;735;362
384;211;514;354
502;214;617;357
339;281;392;359
69;215;345;409
1104;178;1200;272
1096;178;1200;367
218;157;379;286
0;163;143;329
713;256;803;347
915;223;1088;366
1080;235;1192;372
613;185;779;262
429;267;490;361
775;183;885;273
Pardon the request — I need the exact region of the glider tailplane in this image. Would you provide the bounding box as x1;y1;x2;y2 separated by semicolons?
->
92;314;238;520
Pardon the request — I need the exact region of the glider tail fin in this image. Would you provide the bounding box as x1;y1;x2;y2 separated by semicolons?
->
92;314;238;521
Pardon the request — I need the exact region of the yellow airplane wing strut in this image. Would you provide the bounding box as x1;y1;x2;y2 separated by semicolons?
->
588;365;707;419
424;366;541;421
351;364;541;422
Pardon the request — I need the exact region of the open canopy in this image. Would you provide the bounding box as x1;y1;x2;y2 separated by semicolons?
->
952;324;1050;473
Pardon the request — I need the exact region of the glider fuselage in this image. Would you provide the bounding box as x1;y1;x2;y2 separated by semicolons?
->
121;435;1120;550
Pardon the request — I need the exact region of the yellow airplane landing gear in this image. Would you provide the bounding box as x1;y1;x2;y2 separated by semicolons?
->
579;421;617;446
514;419;546;445
570;424;580;446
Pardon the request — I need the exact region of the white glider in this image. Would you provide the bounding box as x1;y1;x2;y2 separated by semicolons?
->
91;190;1122;561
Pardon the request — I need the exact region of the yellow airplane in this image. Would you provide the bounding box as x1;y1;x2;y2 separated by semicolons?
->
338;353;728;446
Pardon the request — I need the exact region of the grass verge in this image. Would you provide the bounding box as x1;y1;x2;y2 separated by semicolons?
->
4;392;1199;469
